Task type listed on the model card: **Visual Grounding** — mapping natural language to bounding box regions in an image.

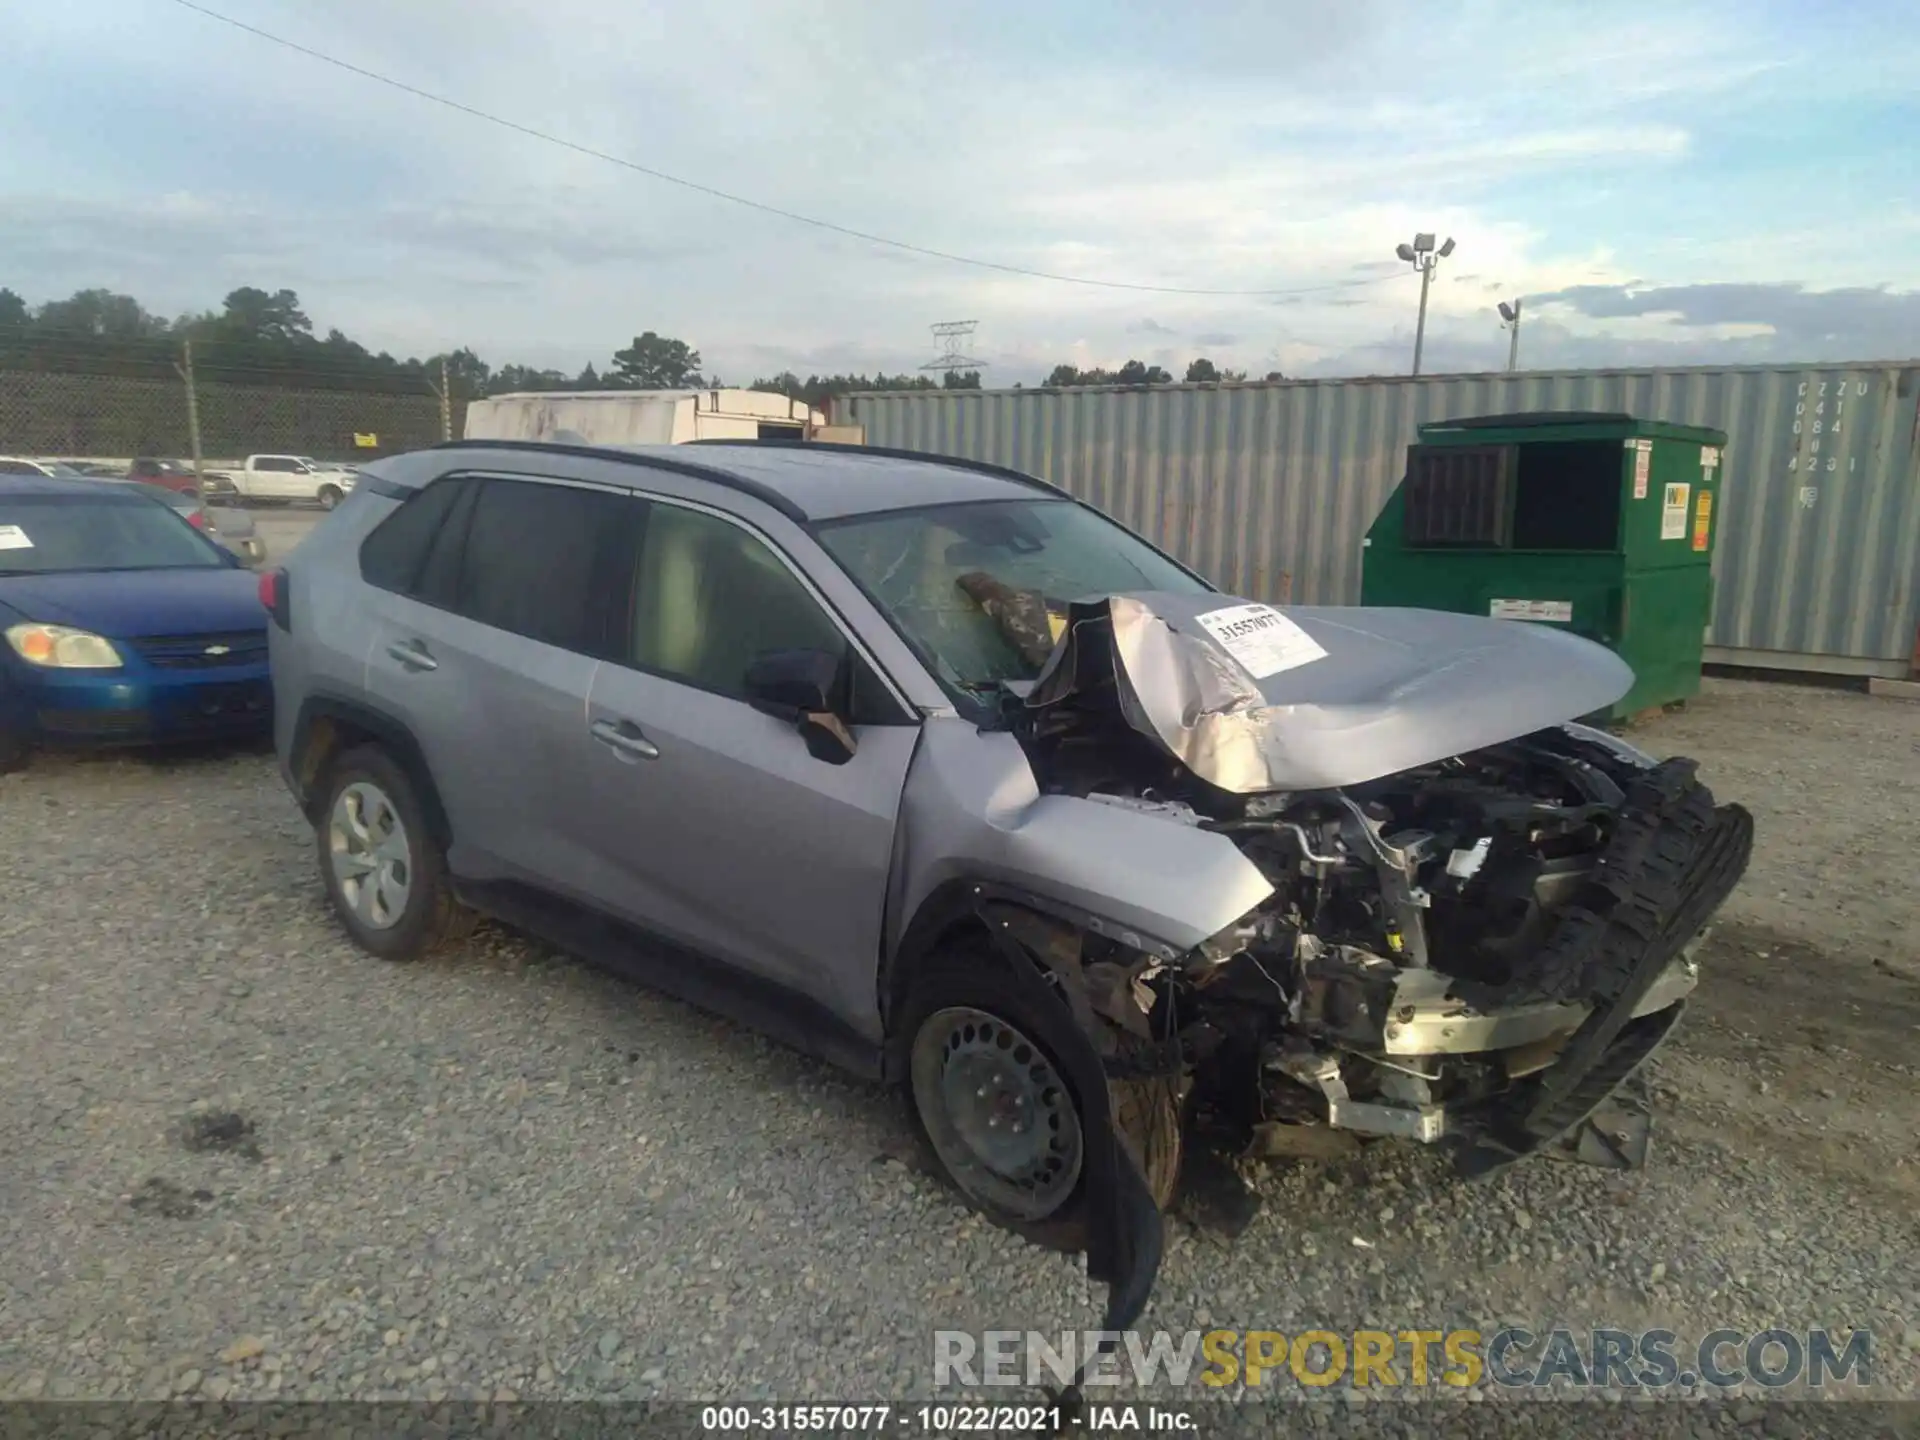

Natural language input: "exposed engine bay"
[987,592,1755,1179]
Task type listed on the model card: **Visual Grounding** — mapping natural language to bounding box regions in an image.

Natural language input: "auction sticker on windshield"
[1193,602,1327,679]
[0,525,34,550]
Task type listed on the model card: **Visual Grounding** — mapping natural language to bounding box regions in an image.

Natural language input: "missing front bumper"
[1257,761,1752,1174]
[1381,940,1705,1057]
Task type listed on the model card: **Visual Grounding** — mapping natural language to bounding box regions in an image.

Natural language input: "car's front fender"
[882,719,1273,1013]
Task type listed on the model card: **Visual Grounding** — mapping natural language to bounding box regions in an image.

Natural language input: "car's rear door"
[577,494,921,1030]
[362,471,638,885]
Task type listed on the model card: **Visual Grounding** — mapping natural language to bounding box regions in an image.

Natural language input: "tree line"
[0,284,1280,404]
[1042,357,1283,386]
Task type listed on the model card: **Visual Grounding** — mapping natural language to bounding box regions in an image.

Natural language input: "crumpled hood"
[0,568,262,639]
[1024,591,1635,792]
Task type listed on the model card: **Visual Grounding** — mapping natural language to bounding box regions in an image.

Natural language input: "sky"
[3,0,1917,385]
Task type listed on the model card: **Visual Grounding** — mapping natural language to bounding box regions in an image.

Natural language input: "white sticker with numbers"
[1661,483,1690,540]
[1700,446,1719,469]
[1193,602,1328,679]
[0,525,34,550]
[1490,599,1573,623]
[1633,445,1652,499]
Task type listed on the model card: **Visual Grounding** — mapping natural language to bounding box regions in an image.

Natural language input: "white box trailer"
[462,388,826,446]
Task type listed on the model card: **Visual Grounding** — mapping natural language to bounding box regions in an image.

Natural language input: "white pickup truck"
[217,455,358,510]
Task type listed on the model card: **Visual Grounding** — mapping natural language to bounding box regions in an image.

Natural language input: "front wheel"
[316,484,342,511]
[897,939,1183,1241]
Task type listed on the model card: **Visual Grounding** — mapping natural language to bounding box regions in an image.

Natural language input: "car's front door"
[247,457,289,500]
[577,496,921,1031]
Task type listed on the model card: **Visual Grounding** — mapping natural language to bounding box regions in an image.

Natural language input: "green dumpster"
[1360,411,1727,721]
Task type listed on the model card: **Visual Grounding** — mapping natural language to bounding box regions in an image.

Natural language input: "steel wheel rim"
[326,781,413,930]
[910,1006,1083,1220]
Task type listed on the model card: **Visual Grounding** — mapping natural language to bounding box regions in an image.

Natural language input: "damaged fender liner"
[1450,759,1755,1177]
[970,893,1166,1336]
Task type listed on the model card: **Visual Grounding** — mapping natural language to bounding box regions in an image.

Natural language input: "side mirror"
[743,648,857,765]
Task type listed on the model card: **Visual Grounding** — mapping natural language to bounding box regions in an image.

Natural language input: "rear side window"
[360,478,468,595]
[454,478,635,657]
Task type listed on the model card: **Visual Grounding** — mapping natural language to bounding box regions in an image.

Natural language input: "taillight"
[260,567,291,631]
[188,511,207,529]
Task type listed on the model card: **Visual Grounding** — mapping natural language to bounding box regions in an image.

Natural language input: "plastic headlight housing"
[4,622,124,669]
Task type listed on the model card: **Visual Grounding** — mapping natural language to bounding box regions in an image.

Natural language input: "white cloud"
[1,0,1915,382]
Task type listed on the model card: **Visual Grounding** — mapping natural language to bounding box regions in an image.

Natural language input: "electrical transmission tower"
[921,321,988,374]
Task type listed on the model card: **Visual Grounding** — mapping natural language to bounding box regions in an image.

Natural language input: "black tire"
[316,744,476,961]
[894,937,1183,1246]
[316,484,342,511]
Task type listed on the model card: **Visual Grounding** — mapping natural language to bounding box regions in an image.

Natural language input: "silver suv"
[269,440,1750,1326]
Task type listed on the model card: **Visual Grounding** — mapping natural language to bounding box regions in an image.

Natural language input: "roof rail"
[684,437,1070,502]
[431,438,807,523]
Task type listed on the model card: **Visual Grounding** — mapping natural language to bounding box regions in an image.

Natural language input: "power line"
[166,0,1402,302]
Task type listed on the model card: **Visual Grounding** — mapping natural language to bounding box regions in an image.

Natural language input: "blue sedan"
[0,473,271,772]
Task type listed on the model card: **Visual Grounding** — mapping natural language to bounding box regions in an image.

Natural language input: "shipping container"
[840,363,1920,678]
[466,388,824,446]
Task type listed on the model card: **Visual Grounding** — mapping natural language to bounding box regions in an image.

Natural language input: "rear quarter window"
[359,478,469,595]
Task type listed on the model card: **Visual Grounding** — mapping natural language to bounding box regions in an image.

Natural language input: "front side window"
[0,495,226,574]
[817,498,1209,697]
[628,503,850,701]
[452,478,633,656]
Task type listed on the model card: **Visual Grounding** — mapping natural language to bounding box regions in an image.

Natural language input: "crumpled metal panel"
[1027,591,1635,793]
[889,722,1275,957]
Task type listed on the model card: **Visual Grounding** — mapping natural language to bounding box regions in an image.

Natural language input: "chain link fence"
[0,368,465,465]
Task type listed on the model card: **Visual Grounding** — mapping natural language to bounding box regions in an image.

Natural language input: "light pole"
[1395,233,1455,376]
[1498,298,1523,373]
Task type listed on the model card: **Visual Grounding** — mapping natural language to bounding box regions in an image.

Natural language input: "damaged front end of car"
[989,590,1754,1190]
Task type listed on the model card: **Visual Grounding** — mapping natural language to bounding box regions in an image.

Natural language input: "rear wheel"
[897,938,1183,1241]
[316,484,343,511]
[317,745,475,960]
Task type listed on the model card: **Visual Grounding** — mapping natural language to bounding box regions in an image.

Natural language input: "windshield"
[0,495,226,574]
[817,498,1210,695]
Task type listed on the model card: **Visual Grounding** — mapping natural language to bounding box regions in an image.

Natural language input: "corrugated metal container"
[465,388,824,445]
[842,363,1920,677]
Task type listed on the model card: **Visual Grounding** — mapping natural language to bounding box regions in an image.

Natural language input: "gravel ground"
[1,677,1916,1423]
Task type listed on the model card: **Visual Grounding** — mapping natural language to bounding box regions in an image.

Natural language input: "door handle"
[590,717,660,760]
[386,639,438,672]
